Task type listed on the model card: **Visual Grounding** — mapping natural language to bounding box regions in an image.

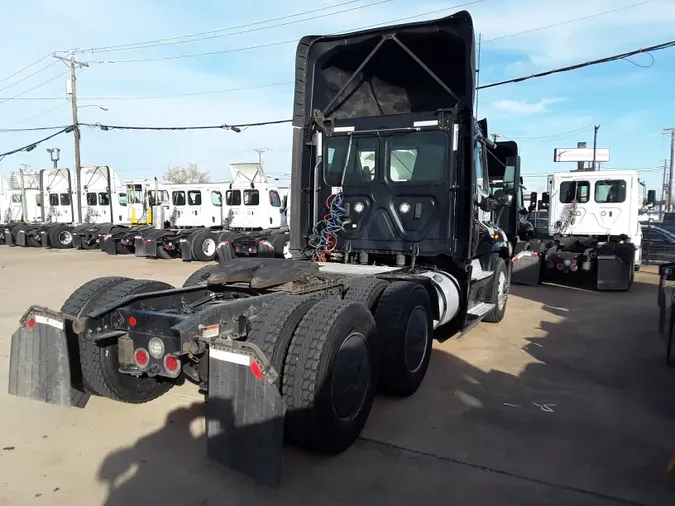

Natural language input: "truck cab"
[224,163,286,230]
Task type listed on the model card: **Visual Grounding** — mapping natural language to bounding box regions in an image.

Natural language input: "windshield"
[325,136,377,186]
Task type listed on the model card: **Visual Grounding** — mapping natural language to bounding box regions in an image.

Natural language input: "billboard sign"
[553,148,610,162]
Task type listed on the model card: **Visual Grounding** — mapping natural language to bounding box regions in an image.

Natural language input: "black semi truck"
[8,11,522,486]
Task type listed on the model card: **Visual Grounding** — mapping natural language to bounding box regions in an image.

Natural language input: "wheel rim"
[283,241,292,259]
[202,237,216,256]
[58,230,72,245]
[497,271,508,310]
[331,332,371,421]
[404,306,429,373]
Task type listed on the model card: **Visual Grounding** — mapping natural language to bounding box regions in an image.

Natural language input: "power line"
[98,1,487,64]
[83,0,391,54]
[482,0,659,43]
[3,103,68,129]
[478,39,675,89]
[4,38,675,136]
[0,60,59,94]
[0,126,73,158]
[0,71,69,107]
[0,53,53,85]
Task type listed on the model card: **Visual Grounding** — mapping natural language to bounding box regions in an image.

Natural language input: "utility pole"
[254,148,266,168]
[664,128,675,212]
[591,125,600,171]
[53,54,89,222]
[662,158,669,203]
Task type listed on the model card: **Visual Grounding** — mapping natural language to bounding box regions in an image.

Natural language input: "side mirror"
[541,192,550,205]
[497,193,514,207]
[647,189,656,206]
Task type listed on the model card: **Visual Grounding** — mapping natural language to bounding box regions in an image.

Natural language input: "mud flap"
[180,238,192,261]
[206,343,285,487]
[8,307,89,408]
[72,234,83,249]
[597,244,634,291]
[16,229,27,246]
[217,241,236,263]
[511,251,541,286]
[134,236,146,257]
[102,235,117,255]
[145,239,158,258]
[4,228,15,246]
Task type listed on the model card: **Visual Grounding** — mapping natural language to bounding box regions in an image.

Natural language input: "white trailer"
[514,169,641,291]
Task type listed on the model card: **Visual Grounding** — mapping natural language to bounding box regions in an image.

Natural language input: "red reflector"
[249,361,263,379]
[26,317,36,328]
[512,257,518,263]
[259,241,265,246]
[135,349,149,367]
[165,355,179,372]
[128,317,137,327]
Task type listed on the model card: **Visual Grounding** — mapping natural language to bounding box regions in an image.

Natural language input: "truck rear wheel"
[343,277,389,312]
[483,258,509,323]
[282,299,379,454]
[271,233,290,259]
[77,279,176,403]
[247,295,319,374]
[48,225,73,249]
[373,281,433,397]
[191,230,218,262]
[182,264,218,286]
[61,276,132,395]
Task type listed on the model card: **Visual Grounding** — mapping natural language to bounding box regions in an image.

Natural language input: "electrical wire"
[0,53,53,85]
[483,0,659,43]
[83,0,396,54]
[99,1,487,64]
[83,0,372,53]
[0,71,69,106]
[477,39,675,90]
[0,60,60,94]
[0,126,73,157]
[2,102,69,129]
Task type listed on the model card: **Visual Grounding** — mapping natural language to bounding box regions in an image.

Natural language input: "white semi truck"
[514,169,641,291]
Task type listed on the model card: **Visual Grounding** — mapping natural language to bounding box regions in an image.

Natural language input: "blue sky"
[0,0,674,193]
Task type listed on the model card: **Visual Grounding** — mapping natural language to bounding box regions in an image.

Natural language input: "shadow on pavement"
[97,278,675,506]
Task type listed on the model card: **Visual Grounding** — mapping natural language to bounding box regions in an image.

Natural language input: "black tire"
[156,242,173,259]
[373,281,434,397]
[343,277,389,312]
[182,264,218,287]
[48,225,73,249]
[282,299,379,454]
[247,295,319,374]
[483,258,509,323]
[78,279,176,403]
[191,230,218,262]
[271,233,290,258]
[61,276,132,396]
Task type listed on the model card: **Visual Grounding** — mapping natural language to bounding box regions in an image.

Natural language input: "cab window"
[388,131,447,183]
[269,190,281,207]
[98,193,110,206]
[325,136,377,186]
[87,193,97,206]
[60,193,70,206]
[172,191,186,206]
[49,194,59,206]
[244,189,259,206]
[188,190,202,206]
[119,193,128,206]
[560,181,590,203]
[226,190,241,206]
[212,191,222,206]
[11,194,21,203]
[595,180,626,203]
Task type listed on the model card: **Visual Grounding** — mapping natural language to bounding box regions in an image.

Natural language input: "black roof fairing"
[292,10,476,127]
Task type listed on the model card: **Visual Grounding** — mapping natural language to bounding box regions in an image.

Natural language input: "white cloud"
[492,97,566,115]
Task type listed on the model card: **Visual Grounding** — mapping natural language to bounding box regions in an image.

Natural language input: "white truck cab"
[165,183,224,228]
[546,170,641,267]
[224,163,286,230]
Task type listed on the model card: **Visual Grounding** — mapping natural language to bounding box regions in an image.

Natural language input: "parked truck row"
[0,162,292,262]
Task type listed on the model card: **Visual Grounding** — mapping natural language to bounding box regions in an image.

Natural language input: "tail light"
[134,348,149,368]
[164,354,181,377]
